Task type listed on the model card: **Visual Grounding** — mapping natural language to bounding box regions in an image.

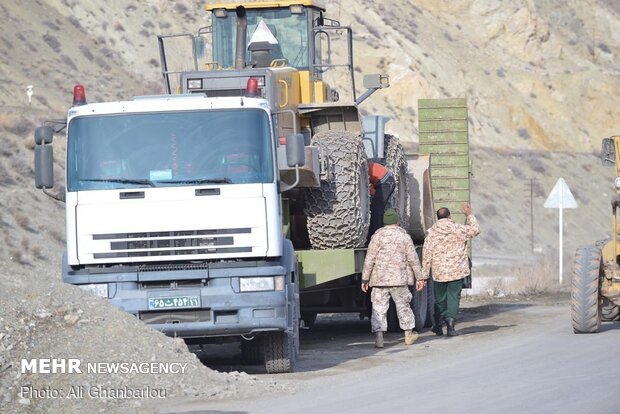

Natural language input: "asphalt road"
[157,298,620,414]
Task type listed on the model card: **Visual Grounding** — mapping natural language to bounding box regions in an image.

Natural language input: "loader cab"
[206,1,326,70]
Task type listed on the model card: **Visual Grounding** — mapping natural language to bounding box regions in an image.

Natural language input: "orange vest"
[368,162,389,195]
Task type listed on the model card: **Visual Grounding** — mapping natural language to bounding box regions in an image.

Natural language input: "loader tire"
[571,245,602,333]
[601,297,620,322]
[384,134,410,229]
[305,131,370,249]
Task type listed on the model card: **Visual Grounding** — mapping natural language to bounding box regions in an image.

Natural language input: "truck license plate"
[148,295,201,310]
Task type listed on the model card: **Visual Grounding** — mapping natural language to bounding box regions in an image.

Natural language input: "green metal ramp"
[418,98,471,224]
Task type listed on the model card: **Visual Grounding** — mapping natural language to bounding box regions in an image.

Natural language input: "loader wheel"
[305,131,370,249]
[384,134,410,230]
[571,245,602,333]
[241,338,264,365]
[601,297,620,322]
[263,331,295,373]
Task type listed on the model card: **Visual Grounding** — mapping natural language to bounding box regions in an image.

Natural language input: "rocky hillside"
[0,0,618,260]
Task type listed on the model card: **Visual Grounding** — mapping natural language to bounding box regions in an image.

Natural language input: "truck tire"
[384,134,410,229]
[305,131,370,249]
[241,338,264,365]
[386,301,399,332]
[425,278,435,328]
[571,245,602,333]
[412,285,428,333]
[263,331,295,373]
[301,312,317,328]
[385,286,427,333]
[601,297,620,322]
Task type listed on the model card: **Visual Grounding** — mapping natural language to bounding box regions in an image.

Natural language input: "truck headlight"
[240,277,274,292]
[615,177,620,189]
[79,283,108,298]
[239,276,285,292]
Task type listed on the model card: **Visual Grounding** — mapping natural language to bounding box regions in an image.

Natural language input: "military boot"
[404,329,418,345]
[375,331,384,348]
[446,318,459,337]
[431,314,444,336]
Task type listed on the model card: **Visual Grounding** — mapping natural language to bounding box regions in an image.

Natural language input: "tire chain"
[384,134,411,231]
[305,130,370,249]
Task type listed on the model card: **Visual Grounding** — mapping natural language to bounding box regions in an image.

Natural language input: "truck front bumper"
[64,263,292,338]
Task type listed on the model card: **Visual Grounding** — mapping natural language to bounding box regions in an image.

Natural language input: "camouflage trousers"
[370,286,415,332]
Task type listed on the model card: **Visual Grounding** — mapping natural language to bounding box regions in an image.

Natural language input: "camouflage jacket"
[362,225,422,287]
[422,214,480,282]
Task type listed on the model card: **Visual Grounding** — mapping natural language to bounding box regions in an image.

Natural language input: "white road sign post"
[544,177,578,284]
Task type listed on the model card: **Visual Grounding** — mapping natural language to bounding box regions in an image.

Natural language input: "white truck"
[34,86,306,373]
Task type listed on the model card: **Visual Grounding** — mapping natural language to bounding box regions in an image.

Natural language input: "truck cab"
[34,88,304,373]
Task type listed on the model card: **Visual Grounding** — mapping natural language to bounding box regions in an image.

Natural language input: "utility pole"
[525,179,535,253]
[530,178,534,252]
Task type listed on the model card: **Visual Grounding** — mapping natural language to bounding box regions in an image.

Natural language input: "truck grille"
[92,228,252,259]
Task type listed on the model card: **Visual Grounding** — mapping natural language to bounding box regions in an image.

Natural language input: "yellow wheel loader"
[572,136,620,333]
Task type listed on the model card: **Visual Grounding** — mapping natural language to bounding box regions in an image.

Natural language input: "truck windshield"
[212,8,309,68]
[67,109,274,191]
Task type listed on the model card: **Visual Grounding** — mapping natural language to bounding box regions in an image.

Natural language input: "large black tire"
[263,331,295,373]
[305,131,370,249]
[571,245,602,333]
[412,285,428,333]
[424,278,435,328]
[601,297,620,322]
[386,301,399,332]
[301,312,317,328]
[241,338,264,365]
[385,286,427,333]
[384,134,410,230]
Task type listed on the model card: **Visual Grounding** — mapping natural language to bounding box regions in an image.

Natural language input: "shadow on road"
[460,303,532,323]
[195,303,531,374]
[599,322,620,333]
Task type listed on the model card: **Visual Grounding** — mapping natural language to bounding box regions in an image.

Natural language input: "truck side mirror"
[34,126,54,145]
[363,74,390,90]
[34,145,54,189]
[601,137,616,166]
[34,126,54,189]
[286,133,305,167]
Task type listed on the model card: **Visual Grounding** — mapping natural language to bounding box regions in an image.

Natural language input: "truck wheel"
[241,338,264,365]
[386,301,399,332]
[601,297,620,322]
[571,245,602,333]
[385,286,427,333]
[425,278,435,328]
[305,131,370,249]
[263,331,295,373]
[412,285,428,333]
[301,312,317,328]
[384,134,410,229]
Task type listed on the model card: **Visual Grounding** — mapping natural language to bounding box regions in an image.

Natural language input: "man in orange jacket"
[368,161,396,238]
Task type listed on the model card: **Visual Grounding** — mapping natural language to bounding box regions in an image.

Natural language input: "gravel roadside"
[0,255,283,413]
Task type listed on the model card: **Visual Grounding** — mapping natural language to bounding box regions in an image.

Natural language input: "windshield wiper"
[81,178,157,187]
[159,178,232,184]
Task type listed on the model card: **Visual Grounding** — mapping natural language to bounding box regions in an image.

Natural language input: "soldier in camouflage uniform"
[422,202,480,337]
[361,208,424,348]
